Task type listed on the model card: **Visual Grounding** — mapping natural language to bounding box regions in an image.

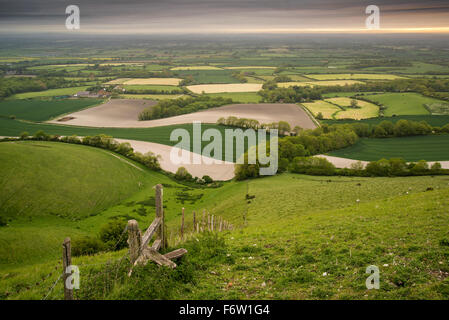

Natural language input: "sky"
[1,0,449,34]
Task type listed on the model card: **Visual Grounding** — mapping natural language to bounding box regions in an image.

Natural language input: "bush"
[99,219,128,251]
[175,167,193,181]
[72,236,106,257]
[202,175,213,184]
[0,216,8,227]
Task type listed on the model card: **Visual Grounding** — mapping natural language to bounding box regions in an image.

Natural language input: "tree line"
[138,96,233,120]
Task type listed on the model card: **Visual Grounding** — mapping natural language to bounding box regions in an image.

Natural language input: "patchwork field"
[0,99,103,121]
[278,80,364,88]
[363,93,434,116]
[119,94,185,100]
[123,85,184,92]
[307,74,406,80]
[303,98,379,120]
[186,83,263,94]
[8,87,91,99]
[106,78,182,86]
[170,66,223,70]
[48,101,316,130]
[326,98,379,120]
[328,135,449,162]
[302,101,341,119]
[205,92,263,103]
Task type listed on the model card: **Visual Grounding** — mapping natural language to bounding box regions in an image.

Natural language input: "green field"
[174,70,238,84]
[0,119,258,162]
[323,115,449,127]
[205,92,263,103]
[8,87,90,99]
[363,93,437,116]
[328,135,449,161]
[307,74,405,80]
[0,99,103,121]
[2,158,449,299]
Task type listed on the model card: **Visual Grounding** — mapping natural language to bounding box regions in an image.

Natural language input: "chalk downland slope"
[49,102,317,130]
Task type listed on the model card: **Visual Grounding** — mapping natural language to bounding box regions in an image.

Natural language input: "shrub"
[202,175,213,184]
[72,236,106,257]
[175,167,193,181]
[19,131,29,140]
[0,216,8,227]
[99,219,128,251]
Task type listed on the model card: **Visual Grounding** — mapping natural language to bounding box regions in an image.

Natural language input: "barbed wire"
[42,273,63,300]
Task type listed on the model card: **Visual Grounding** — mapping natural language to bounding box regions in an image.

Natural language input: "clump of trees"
[138,96,233,120]
[216,116,292,134]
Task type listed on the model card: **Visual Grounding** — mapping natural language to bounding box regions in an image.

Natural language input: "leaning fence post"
[155,184,166,249]
[62,237,73,300]
[127,220,141,265]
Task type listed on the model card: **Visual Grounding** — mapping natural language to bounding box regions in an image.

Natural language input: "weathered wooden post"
[202,210,206,231]
[211,215,214,232]
[62,237,73,300]
[193,211,196,232]
[155,184,166,249]
[127,220,141,265]
[207,214,211,231]
[181,207,185,241]
[219,217,223,232]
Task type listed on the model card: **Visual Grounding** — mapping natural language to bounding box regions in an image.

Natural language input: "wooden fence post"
[193,211,196,232]
[181,207,185,241]
[127,220,141,265]
[62,237,73,300]
[211,215,214,232]
[155,184,166,249]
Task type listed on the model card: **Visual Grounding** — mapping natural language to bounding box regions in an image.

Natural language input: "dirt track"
[48,101,317,129]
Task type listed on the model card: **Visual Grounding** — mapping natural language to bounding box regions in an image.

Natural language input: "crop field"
[328,135,449,161]
[323,115,449,127]
[224,66,276,70]
[186,83,263,94]
[174,70,238,84]
[121,78,182,86]
[363,93,435,116]
[205,92,263,103]
[326,97,379,120]
[119,94,185,100]
[278,80,364,88]
[8,87,91,99]
[0,99,103,121]
[302,101,341,119]
[170,66,223,70]
[307,74,406,80]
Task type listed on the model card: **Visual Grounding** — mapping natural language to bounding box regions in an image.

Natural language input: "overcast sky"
[1,0,449,34]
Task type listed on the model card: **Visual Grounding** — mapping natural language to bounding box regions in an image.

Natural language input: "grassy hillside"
[1,173,449,299]
[327,135,449,161]
[0,99,103,121]
[0,141,160,221]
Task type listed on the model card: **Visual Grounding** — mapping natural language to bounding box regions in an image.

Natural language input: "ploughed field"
[48,100,317,130]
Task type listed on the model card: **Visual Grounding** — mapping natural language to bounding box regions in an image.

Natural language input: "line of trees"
[138,96,233,120]
[216,116,292,135]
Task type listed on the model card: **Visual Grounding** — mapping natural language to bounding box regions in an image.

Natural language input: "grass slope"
[8,87,90,99]
[2,173,449,299]
[328,135,449,161]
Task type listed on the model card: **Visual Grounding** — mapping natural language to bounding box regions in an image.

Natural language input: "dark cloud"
[0,0,448,33]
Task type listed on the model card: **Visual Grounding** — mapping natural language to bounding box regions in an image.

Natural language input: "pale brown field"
[187,83,263,94]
